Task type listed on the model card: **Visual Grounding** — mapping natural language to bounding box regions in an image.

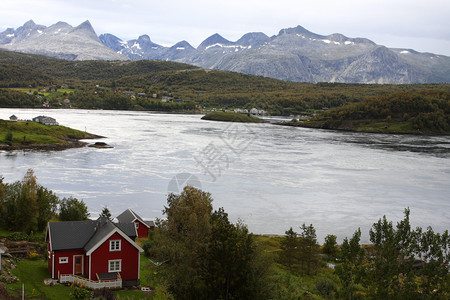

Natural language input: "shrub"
[69,285,92,300]
[8,232,29,241]
[316,278,337,298]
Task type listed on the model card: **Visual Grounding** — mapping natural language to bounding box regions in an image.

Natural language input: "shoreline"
[0,135,104,151]
[275,121,450,136]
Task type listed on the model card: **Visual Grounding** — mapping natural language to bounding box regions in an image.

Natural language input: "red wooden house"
[116,209,155,238]
[46,217,143,288]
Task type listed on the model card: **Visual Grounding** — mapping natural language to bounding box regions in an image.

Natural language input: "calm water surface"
[1,109,449,242]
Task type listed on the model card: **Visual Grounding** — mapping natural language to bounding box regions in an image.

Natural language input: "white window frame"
[135,222,139,229]
[109,240,121,252]
[108,259,122,272]
[59,257,68,264]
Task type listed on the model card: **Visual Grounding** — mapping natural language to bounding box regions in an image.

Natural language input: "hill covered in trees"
[287,90,450,134]
[1,49,450,117]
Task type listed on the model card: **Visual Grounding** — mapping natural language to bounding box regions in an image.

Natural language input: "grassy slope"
[201,112,267,123]
[0,120,97,146]
[8,259,70,300]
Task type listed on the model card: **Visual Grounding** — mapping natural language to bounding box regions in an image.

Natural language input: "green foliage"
[99,206,113,221]
[315,277,337,298]
[279,227,300,270]
[7,231,29,241]
[304,90,450,134]
[335,229,364,299]
[0,169,58,233]
[323,234,339,259]
[335,210,450,299]
[59,197,90,221]
[298,223,321,275]
[1,49,450,115]
[0,120,96,146]
[8,258,71,299]
[0,89,41,107]
[69,285,92,300]
[148,186,271,299]
[201,111,267,123]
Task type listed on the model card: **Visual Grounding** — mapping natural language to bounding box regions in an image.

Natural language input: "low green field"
[201,112,267,123]
[7,259,70,300]
[0,120,97,146]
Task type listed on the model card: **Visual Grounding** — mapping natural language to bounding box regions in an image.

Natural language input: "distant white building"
[234,108,249,114]
[250,108,266,116]
[9,115,18,121]
[32,116,59,126]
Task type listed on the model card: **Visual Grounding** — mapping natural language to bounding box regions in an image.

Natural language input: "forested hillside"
[1,49,450,116]
[294,90,450,134]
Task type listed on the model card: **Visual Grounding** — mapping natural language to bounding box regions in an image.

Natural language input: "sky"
[1,0,450,56]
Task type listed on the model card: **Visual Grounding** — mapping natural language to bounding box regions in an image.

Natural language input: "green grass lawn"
[0,228,13,238]
[5,254,161,299]
[8,259,70,299]
[0,120,96,146]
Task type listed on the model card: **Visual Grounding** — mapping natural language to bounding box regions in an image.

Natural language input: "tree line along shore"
[0,170,448,299]
[0,49,449,135]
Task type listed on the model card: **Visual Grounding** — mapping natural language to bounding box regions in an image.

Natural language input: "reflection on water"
[0,108,449,242]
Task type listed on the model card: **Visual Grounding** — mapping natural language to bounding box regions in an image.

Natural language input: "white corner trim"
[46,223,52,251]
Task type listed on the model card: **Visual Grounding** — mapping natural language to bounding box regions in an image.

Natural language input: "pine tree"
[99,206,113,221]
[298,223,320,275]
[279,227,300,270]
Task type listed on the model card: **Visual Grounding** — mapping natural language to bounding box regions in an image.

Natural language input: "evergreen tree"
[367,209,417,298]
[298,223,320,275]
[323,234,339,259]
[335,229,364,300]
[99,206,113,221]
[279,227,300,270]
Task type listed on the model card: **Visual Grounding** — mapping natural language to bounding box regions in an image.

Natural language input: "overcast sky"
[1,0,450,56]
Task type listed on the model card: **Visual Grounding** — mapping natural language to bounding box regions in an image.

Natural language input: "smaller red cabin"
[116,209,155,238]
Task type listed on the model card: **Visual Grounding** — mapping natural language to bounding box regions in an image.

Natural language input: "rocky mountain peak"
[279,25,321,39]
[236,32,269,47]
[22,20,37,29]
[198,33,232,50]
[171,40,195,50]
[99,33,124,52]
[137,35,151,42]
[71,20,99,41]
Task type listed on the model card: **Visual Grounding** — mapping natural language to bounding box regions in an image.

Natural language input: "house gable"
[85,226,143,256]
[88,231,142,281]
[117,208,155,238]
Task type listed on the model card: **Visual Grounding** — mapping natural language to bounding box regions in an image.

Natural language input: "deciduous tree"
[59,197,90,221]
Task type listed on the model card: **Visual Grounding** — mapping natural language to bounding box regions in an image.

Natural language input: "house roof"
[144,220,155,227]
[114,222,137,238]
[48,220,96,251]
[47,218,142,253]
[83,221,117,253]
[117,209,153,228]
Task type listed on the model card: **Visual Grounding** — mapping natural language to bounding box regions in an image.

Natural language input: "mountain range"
[1,20,450,84]
[0,20,124,61]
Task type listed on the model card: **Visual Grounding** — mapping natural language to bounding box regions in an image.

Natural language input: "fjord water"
[1,109,449,242]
